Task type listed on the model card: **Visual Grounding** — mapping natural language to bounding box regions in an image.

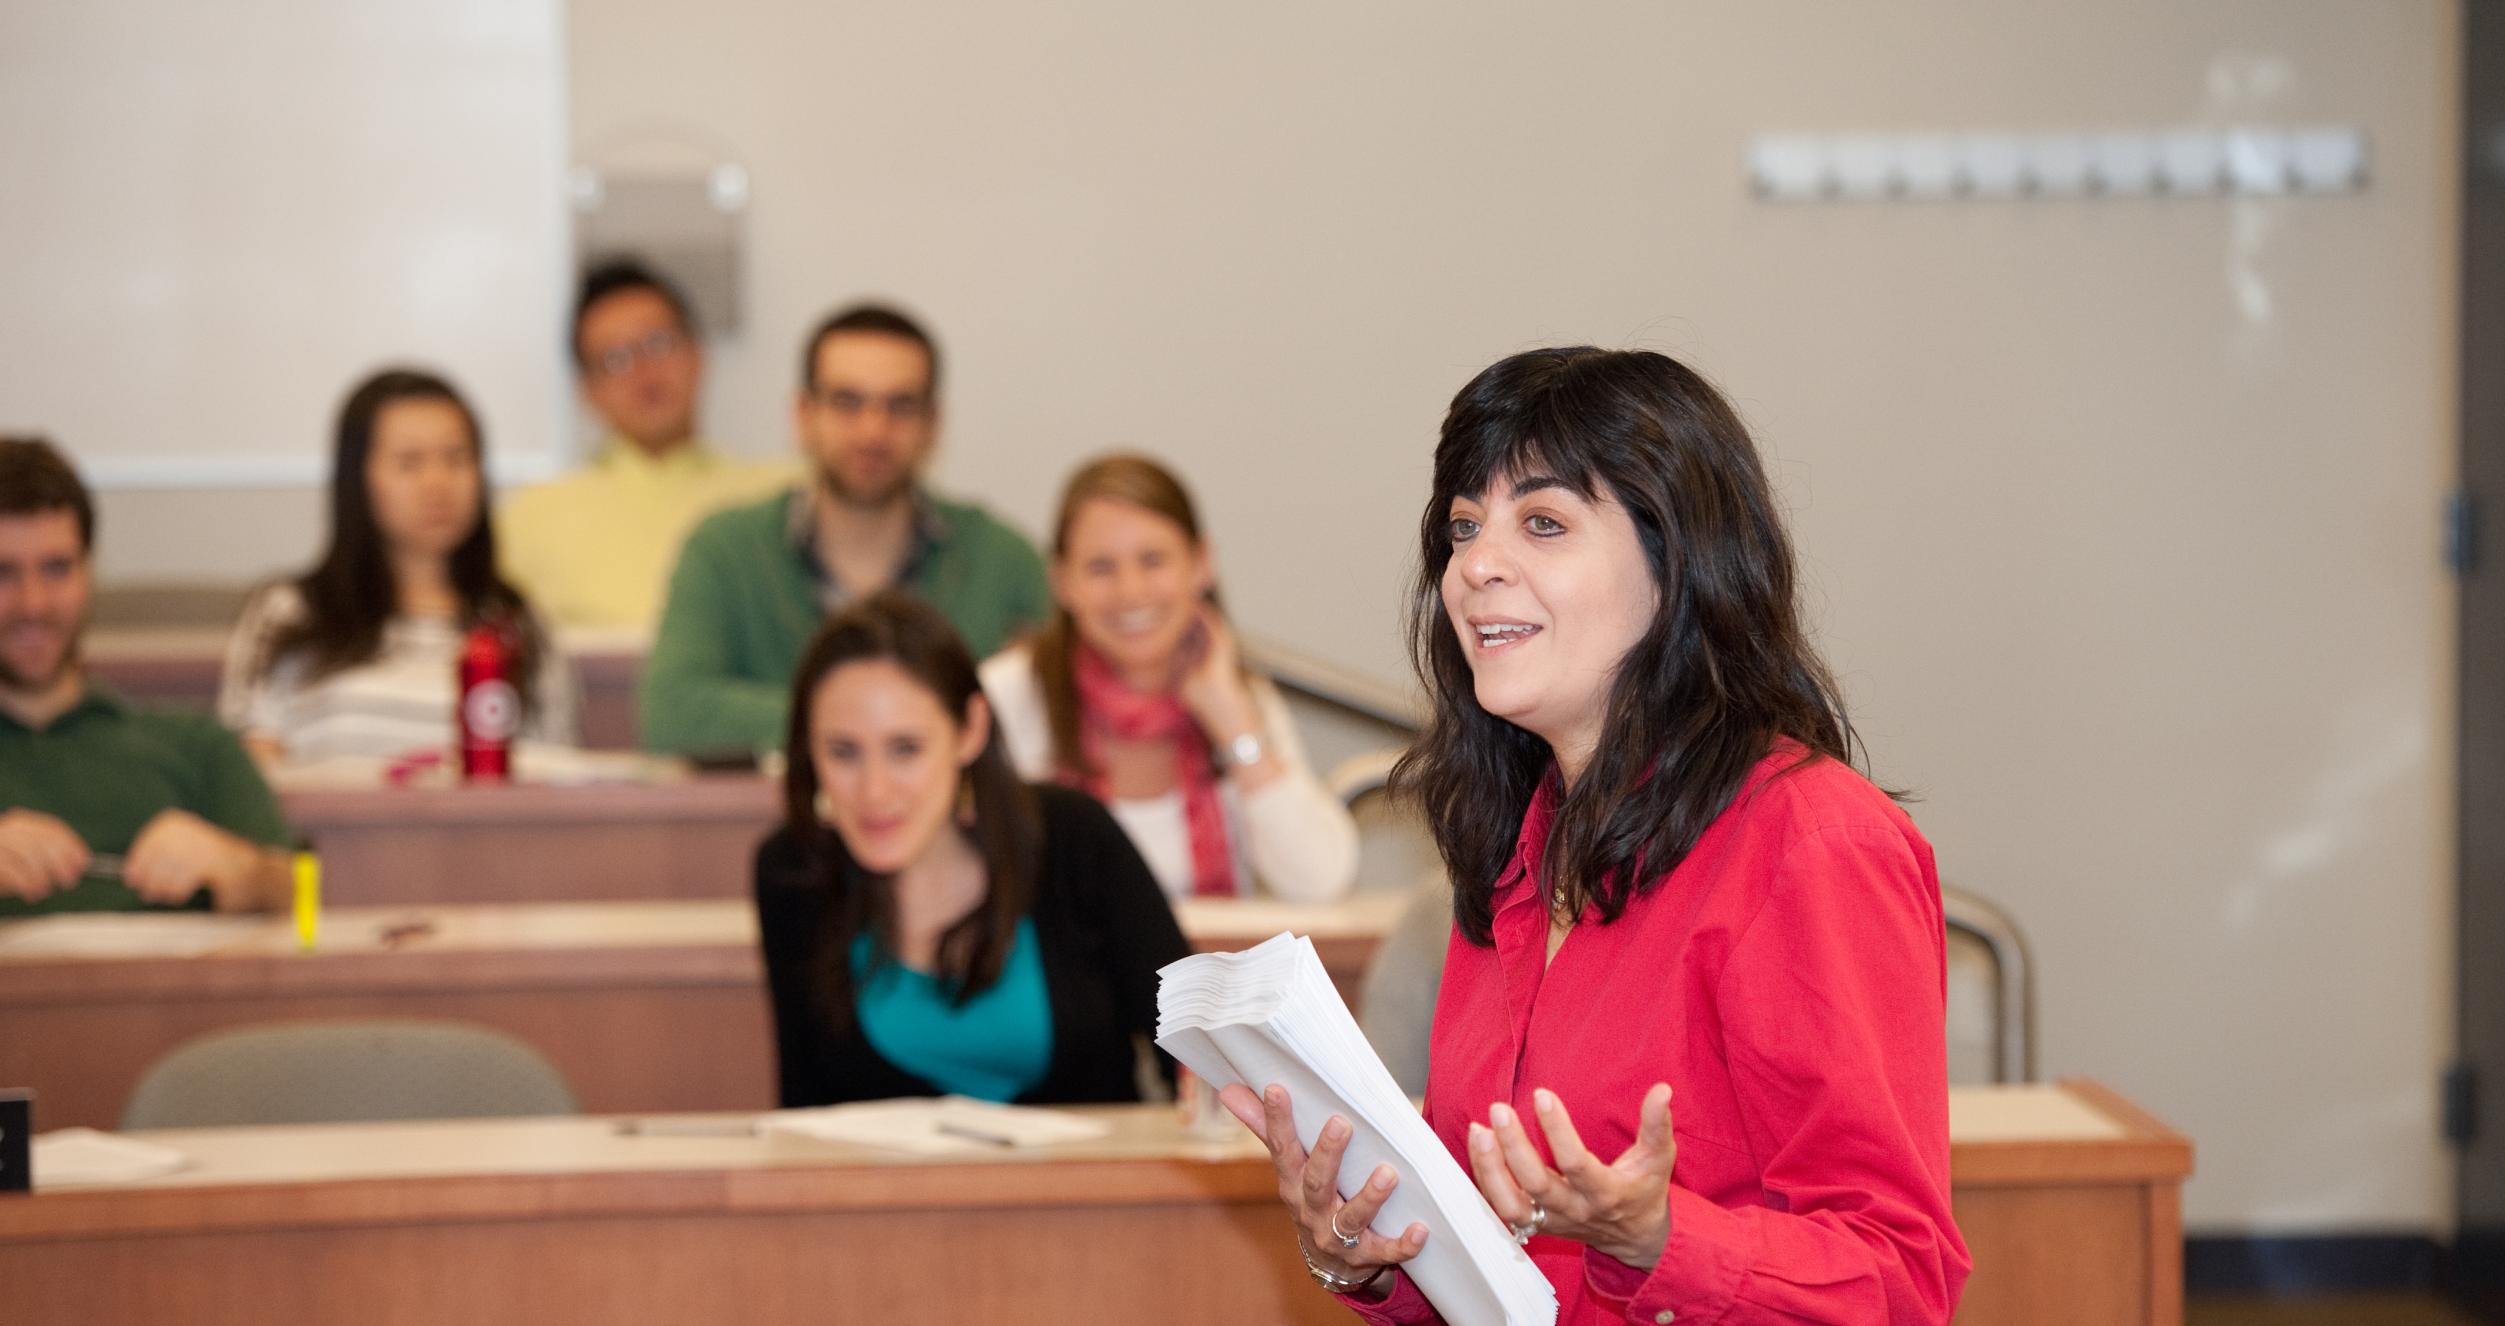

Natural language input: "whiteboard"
[0,0,569,489]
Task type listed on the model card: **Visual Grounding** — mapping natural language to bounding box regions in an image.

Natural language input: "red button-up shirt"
[1352,746,1970,1324]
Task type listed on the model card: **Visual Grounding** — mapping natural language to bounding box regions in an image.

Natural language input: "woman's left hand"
[1467,1083,1678,1270]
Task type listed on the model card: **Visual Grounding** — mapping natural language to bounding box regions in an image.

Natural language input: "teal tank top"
[850,917,1054,1102]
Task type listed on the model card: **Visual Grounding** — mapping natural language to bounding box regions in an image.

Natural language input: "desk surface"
[3,1081,2180,1227]
[0,895,1405,970]
[0,1083,2190,1326]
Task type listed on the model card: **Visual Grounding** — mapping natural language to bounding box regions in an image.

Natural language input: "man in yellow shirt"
[496,259,791,631]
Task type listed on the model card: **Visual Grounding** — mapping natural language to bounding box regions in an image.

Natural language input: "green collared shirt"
[0,683,292,915]
[780,486,956,613]
[639,485,1053,757]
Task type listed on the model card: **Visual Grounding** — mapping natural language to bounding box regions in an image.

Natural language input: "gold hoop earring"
[814,788,835,826]
[955,773,976,827]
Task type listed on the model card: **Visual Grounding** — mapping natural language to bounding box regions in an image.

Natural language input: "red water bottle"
[456,619,519,783]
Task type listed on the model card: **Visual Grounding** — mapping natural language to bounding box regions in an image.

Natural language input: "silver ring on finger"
[1507,1198,1546,1245]
[1328,1206,1362,1250]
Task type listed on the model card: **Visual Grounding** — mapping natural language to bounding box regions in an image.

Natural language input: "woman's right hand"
[1220,1081,1429,1297]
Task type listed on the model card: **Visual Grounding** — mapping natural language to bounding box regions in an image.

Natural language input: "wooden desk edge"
[0,1148,1279,1244]
[0,945,763,1004]
[280,778,777,827]
[1950,1077,2192,1188]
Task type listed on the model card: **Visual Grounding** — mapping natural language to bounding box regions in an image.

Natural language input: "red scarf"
[1065,645,1238,897]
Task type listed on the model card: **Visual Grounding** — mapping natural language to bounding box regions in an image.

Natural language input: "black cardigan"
[753,784,1191,1107]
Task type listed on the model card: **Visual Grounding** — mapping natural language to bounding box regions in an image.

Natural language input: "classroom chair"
[121,1019,578,1129]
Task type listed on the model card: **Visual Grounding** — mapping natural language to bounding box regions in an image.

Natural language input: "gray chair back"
[122,1019,578,1130]
[1941,886,2035,1084]
[1327,749,1442,896]
[1357,877,1454,1097]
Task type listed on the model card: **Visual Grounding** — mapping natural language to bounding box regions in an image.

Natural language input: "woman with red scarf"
[1221,349,1970,1324]
[978,453,1357,903]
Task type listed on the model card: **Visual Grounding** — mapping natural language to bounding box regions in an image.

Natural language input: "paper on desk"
[762,1097,1112,1154]
[0,913,263,958]
[33,1128,190,1187]
[511,743,686,786]
[265,744,684,790]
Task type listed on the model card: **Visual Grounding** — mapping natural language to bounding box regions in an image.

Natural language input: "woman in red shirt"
[1222,347,1970,1323]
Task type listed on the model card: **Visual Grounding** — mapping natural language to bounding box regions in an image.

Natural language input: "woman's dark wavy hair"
[259,368,547,716]
[1389,347,1876,946]
[781,590,1043,1026]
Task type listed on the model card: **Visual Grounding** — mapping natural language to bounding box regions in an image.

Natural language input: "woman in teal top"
[753,591,1190,1105]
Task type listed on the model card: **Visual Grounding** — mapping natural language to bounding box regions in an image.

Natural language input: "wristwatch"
[1221,731,1266,770]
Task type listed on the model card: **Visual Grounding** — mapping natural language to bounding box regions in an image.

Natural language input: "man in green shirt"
[0,437,293,915]
[640,304,1051,756]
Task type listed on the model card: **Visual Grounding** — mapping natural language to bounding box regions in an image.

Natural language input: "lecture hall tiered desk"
[0,1082,2188,1326]
[0,896,1410,1132]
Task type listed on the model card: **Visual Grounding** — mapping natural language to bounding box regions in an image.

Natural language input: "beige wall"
[570,0,2461,1232]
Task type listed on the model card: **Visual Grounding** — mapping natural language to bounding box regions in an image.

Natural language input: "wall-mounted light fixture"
[1747,127,2368,202]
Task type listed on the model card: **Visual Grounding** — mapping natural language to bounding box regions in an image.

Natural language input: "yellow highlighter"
[292,848,321,951]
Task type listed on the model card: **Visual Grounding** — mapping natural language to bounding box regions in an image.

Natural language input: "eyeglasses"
[585,330,690,379]
[807,388,931,423]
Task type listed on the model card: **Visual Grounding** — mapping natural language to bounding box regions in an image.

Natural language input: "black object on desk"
[0,1090,29,1193]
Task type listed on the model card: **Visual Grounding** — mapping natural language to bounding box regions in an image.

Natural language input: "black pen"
[933,1120,1018,1148]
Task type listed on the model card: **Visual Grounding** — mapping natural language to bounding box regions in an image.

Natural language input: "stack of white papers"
[1157,933,1557,1326]
[762,1097,1112,1155]
[33,1129,190,1188]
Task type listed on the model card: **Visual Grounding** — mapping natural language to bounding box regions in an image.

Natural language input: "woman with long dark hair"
[217,368,575,766]
[979,453,1356,902]
[753,589,1188,1106]
[1224,349,1969,1323]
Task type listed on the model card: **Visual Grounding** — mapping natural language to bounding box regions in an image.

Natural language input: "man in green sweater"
[639,304,1051,757]
[0,437,294,915]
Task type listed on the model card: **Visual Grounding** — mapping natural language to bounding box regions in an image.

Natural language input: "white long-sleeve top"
[978,645,1358,904]
[217,583,579,763]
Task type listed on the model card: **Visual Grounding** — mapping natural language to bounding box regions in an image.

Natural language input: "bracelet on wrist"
[1299,1242,1388,1295]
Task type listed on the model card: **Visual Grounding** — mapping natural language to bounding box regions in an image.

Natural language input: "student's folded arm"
[638,539,788,756]
[1238,685,1359,903]
[229,843,295,913]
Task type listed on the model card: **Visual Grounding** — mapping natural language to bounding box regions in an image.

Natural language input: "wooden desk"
[0,1083,2187,1326]
[1948,1079,2192,1325]
[85,627,647,750]
[0,896,1405,1131]
[280,776,779,905]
